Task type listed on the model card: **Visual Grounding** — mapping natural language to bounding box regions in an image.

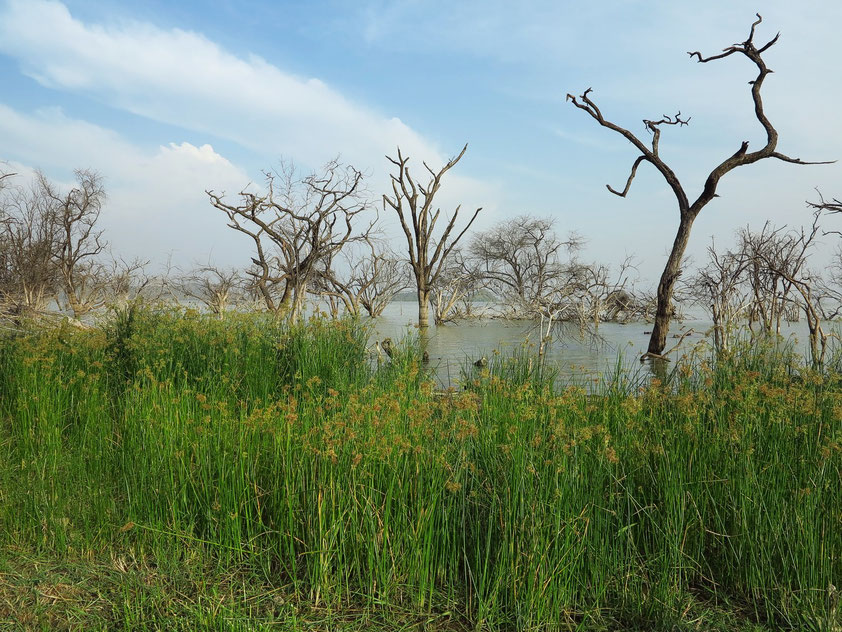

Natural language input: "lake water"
[364,300,824,388]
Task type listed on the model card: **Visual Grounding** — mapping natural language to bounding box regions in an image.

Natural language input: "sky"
[0,0,841,284]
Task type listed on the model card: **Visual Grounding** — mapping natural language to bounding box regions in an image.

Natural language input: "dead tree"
[753,212,837,366]
[470,216,575,317]
[176,265,242,318]
[315,238,408,318]
[355,247,408,318]
[572,256,638,329]
[0,174,59,317]
[567,14,831,357]
[103,257,152,307]
[739,222,799,334]
[383,145,481,328]
[0,169,110,320]
[41,170,109,318]
[208,160,371,321]
[310,252,363,318]
[430,248,480,324]
[688,239,750,353]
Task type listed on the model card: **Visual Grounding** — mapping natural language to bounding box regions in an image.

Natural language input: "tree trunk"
[648,216,694,355]
[418,288,430,329]
[291,280,308,323]
[711,304,722,352]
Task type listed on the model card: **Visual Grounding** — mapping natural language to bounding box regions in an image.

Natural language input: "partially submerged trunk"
[417,288,430,329]
[648,217,693,355]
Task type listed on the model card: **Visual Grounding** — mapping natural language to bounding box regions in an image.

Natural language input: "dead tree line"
[466,216,647,328]
[0,168,149,321]
[689,211,841,365]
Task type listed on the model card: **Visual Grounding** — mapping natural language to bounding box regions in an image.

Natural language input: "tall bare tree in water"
[383,145,481,328]
[567,14,831,358]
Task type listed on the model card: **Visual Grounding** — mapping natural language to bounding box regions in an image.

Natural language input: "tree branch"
[607,155,646,197]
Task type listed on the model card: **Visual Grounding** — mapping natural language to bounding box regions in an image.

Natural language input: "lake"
[365,299,825,388]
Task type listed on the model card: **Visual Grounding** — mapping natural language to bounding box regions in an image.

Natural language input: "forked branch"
[687,14,779,63]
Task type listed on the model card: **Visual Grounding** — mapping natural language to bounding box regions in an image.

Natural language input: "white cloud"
[0,0,462,176]
[0,0,497,265]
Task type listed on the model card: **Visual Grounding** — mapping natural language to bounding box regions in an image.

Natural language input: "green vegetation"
[0,309,839,631]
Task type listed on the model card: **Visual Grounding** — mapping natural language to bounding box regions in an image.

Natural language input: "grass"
[0,307,839,630]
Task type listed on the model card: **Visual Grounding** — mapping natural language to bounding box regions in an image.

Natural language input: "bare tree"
[208,159,372,321]
[355,246,408,318]
[751,213,838,366]
[469,216,642,329]
[527,256,593,355]
[310,251,363,318]
[40,169,109,318]
[430,248,481,325]
[314,238,409,318]
[739,222,799,334]
[571,256,638,330]
[0,169,111,321]
[470,218,641,327]
[688,239,750,353]
[175,265,242,318]
[470,216,575,317]
[567,14,831,358]
[0,174,59,317]
[102,257,152,307]
[383,145,481,328]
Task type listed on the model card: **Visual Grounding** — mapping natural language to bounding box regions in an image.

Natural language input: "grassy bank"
[0,309,839,630]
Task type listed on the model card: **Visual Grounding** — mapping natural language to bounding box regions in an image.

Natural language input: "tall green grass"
[0,309,839,630]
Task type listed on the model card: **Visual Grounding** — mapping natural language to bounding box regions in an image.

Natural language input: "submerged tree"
[567,14,831,358]
[103,256,152,307]
[314,238,409,318]
[175,265,243,318]
[383,145,481,328]
[750,213,838,366]
[739,222,801,334]
[470,216,572,317]
[353,245,409,318]
[430,248,480,325]
[208,160,372,321]
[688,239,750,353]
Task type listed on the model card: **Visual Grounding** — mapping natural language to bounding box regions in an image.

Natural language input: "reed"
[0,309,839,630]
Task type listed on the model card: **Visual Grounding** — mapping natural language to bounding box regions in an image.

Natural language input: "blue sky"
[1,0,841,282]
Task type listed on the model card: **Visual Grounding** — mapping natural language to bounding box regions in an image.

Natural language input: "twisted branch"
[607,156,646,197]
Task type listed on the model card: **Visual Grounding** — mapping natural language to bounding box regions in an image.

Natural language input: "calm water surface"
[364,300,822,388]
